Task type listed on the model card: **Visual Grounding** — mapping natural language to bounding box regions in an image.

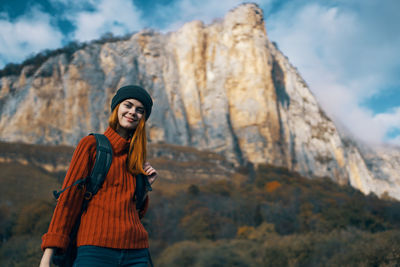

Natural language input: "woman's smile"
[124,116,136,123]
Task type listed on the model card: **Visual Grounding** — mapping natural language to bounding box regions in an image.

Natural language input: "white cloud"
[387,135,400,146]
[0,7,63,68]
[373,107,400,143]
[374,108,400,128]
[266,1,400,145]
[153,0,270,32]
[63,0,144,42]
[49,0,94,7]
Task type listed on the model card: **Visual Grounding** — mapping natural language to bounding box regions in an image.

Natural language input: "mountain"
[0,3,398,199]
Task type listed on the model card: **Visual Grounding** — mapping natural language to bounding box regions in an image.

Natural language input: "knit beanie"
[111,85,153,120]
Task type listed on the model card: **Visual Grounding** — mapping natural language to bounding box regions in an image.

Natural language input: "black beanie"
[111,85,153,120]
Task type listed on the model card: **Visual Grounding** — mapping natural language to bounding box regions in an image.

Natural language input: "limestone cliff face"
[0,4,399,199]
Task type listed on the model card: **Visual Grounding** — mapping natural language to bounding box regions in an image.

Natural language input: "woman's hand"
[39,248,54,267]
[143,162,158,185]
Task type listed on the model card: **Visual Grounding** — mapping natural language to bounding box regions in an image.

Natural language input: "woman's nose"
[128,108,136,115]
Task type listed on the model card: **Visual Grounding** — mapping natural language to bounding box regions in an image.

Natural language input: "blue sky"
[0,0,399,146]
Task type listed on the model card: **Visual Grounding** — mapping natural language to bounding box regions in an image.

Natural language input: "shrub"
[12,200,53,236]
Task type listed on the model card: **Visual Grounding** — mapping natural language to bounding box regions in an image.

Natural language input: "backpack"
[51,133,152,267]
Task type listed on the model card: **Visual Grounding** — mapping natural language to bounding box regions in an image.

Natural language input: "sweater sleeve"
[41,135,96,252]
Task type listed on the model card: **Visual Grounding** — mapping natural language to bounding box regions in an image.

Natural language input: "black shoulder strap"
[135,173,153,214]
[53,134,112,201]
[85,133,113,198]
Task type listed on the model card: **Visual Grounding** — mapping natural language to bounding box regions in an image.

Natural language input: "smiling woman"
[39,85,157,267]
[117,99,145,133]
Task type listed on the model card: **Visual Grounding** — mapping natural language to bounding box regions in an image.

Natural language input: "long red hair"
[108,103,147,175]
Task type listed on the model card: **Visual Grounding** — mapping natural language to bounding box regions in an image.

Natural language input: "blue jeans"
[73,245,151,267]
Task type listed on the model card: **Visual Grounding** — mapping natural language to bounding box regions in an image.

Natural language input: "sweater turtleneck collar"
[104,127,131,154]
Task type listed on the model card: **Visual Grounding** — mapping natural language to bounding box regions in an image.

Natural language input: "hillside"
[0,141,399,266]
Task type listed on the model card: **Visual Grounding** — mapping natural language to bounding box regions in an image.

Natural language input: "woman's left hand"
[143,162,158,184]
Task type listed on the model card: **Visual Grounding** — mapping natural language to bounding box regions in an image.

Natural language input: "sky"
[0,0,399,146]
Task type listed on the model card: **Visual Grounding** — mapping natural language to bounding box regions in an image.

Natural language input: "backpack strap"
[84,133,113,200]
[53,134,113,202]
[135,173,153,216]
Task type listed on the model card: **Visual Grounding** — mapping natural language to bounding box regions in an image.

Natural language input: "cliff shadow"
[272,58,290,109]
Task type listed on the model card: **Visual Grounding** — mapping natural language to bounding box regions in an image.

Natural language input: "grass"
[0,162,60,210]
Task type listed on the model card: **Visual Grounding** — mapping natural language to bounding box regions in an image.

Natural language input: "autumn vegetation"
[0,143,399,266]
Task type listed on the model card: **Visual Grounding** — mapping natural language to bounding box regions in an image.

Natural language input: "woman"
[40,85,158,267]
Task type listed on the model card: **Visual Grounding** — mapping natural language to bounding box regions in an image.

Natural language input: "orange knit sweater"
[41,127,149,251]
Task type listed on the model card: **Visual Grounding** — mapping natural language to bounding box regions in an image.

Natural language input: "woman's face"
[117,98,145,130]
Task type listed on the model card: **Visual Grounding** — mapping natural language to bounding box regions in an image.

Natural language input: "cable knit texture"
[41,127,149,252]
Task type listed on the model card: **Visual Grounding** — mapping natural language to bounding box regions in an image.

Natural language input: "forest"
[1,158,399,266]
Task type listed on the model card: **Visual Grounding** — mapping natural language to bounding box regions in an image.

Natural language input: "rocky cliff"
[0,3,398,199]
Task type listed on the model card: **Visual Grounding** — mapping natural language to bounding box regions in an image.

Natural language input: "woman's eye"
[137,109,144,114]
